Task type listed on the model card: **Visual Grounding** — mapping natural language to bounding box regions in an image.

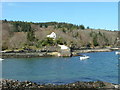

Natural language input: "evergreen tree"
[79,25,85,30]
[27,30,35,41]
[87,26,90,29]
[4,19,7,22]
[44,24,48,28]
[93,35,99,46]
[13,22,19,32]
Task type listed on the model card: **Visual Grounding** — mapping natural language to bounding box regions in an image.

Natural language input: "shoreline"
[1,48,119,58]
[1,79,120,89]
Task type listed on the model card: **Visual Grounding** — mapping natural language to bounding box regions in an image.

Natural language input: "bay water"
[2,51,119,84]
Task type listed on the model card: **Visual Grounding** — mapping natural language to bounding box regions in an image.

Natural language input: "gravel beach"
[1,79,120,90]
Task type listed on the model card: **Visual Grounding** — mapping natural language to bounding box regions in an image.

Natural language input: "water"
[2,51,118,84]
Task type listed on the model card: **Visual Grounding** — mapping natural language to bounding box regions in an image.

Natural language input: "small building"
[47,32,56,40]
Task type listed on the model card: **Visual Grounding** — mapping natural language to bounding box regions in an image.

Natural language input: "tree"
[46,37,54,45]
[40,24,42,27]
[86,42,91,48]
[98,31,102,36]
[55,38,64,45]
[27,30,35,41]
[93,35,99,46]
[79,25,85,30]
[21,23,31,32]
[13,22,19,32]
[87,26,90,29]
[4,19,7,22]
[37,37,55,47]
[12,21,32,32]
[62,28,66,33]
[44,24,48,28]
[57,24,61,28]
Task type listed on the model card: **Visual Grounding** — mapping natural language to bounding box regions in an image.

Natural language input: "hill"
[1,20,118,51]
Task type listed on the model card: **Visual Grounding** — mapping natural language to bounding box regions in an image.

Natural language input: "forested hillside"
[1,20,118,50]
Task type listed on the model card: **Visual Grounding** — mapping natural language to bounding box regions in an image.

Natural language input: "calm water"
[2,51,119,84]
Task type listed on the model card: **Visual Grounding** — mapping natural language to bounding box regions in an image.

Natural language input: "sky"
[2,2,118,30]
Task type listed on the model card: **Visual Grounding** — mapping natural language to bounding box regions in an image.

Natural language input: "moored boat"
[115,51,120,55]
[0,58,4,61]
[80,55,90,60]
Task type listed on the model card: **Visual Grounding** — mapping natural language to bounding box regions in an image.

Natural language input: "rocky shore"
[1,52,49,58]
[72,48,112,54]
[1,79,120,89]
[1,48,119,58]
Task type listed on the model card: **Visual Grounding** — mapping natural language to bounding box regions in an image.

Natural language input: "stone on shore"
[1,79,120,89]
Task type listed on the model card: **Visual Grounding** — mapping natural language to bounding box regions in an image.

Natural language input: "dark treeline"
[2,19,86,32]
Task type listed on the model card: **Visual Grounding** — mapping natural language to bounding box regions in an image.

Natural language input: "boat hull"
[80,56,89,60]
[115,51,120,55]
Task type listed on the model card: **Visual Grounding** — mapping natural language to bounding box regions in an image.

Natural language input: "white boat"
[80,55,90,60]
[115,51,120,55]
[0,58,4,61]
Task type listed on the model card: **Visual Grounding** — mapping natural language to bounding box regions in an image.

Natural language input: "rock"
[114,84,120,89]
[58,49,72,57]
[1,79,120,89]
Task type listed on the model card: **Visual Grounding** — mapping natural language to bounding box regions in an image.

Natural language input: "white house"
[47,32,56,40]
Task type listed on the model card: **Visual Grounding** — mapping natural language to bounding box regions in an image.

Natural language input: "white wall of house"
[47,32,56,39]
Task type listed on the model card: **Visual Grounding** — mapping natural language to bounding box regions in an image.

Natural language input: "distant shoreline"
[1,48,119,58]
[72,48,118,54]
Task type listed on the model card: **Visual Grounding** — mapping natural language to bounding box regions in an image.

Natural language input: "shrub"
[55,38,64,45]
